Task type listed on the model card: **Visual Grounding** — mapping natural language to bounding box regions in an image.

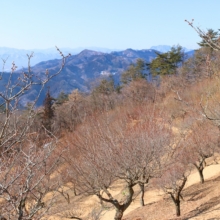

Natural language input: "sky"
[0,0,219,50]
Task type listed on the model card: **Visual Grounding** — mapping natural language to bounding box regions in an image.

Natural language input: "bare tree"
[200,80,220,122]
[0,139,64,219]
[0,47,70,219]
[159,165,188,216]
[121,79,156,104]
[155,152,190,217]
[66,103,172,220]
[120,110,171,207]
[0,47,70,150]
[185,19,220,51]
[53,89,91,133]
[184,120,219,183]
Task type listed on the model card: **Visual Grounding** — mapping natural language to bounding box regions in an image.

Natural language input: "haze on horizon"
[0,0,219,50]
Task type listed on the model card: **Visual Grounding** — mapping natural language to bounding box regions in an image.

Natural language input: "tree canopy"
[186,20,220,51]
[121,58,146,84]
[43,89,55,132]
[198,29,220,49]
[55,91,69,105]
[92,76,116,96]
[147,45,184,76]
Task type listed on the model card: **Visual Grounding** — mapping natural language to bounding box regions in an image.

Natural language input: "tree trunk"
[175,200,181,216]
[98,196,103,206]
[18,199,25,220]
[73,186,77,196]
[139,183,145,206]
[194,162,205,184]
[114,209,124,220]
[198,168,205,184]
[114,184,134,220]
[194,164,205,184]
[170,195,181,217]
[99,184,134,220]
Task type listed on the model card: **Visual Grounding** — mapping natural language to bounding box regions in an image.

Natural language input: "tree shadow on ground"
[184,175,220,202]
[186,185,213,202]
[187,195,220,217]
[168,176,220,220]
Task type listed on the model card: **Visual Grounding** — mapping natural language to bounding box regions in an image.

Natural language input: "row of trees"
[49,46,184,135]
[61,96,220,219]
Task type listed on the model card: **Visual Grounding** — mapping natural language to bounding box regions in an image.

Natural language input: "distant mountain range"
[0,46,194,106]
[0,45,193,70]
[0,47,121,71]
[150,45,193,53]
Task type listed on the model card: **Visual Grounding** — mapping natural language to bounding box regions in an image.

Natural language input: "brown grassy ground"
[45,162,220,220]
[123,164,220,220]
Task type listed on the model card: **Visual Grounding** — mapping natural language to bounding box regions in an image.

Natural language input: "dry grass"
[123,164,220,220]
[40,163,220,220]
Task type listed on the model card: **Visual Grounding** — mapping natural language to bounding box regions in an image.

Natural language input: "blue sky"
[0,0,219,50]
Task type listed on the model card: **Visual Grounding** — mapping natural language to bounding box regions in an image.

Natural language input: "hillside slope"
[44,160,220,220]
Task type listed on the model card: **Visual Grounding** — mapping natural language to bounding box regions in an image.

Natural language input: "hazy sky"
[0,0,219,50]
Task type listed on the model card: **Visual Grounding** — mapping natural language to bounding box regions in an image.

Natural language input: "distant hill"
[19,48,157,105]
[0,47,119,71]
[0,45,193,70]
[0,47,194,106]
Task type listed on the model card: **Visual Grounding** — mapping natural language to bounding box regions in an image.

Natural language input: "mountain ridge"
[0,45,193,70]
[0,47,194,106]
